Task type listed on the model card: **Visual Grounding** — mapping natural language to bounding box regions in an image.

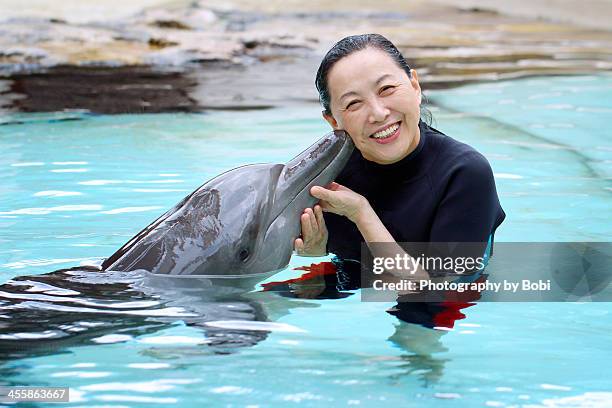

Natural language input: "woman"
[294,34,505,267]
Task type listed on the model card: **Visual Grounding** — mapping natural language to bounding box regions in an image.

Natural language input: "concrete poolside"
[1,0,611,113]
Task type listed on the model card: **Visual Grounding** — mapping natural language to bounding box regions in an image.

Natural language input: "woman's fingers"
[314,198,330,211]
[327,181,341,191]
[311,186,337,209]
[330,182,350,192]
[314,205,326,232]
[301,212,313,240]
[310,185,332,201]
[296,205,328,257]
[294,237,304,253]
[304,208,318,236]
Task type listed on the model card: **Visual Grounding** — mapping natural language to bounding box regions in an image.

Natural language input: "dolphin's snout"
[275,130,354,204]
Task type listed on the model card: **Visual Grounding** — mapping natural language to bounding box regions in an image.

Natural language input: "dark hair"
[315,33,413,115]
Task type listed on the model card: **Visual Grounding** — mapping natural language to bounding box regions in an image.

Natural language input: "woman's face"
[324,47,422,165]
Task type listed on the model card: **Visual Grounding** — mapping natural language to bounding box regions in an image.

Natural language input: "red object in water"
[432,302,476,329]
[261,261,337,291]
[431,275,487,328]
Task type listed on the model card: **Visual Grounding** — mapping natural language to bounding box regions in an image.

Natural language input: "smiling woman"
[295,33,506,266]
[319,45,422,165]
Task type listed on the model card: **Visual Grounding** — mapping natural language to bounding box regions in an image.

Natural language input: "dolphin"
[0,131,353,362]
[101,130,354,278]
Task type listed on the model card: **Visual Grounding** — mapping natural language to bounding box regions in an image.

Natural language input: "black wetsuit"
[326,119,506,261]
[323,120,506,328]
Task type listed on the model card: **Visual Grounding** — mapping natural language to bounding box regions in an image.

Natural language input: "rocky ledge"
[1,0,611,113]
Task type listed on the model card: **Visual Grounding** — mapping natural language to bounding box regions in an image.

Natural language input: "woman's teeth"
[371,122,400,139]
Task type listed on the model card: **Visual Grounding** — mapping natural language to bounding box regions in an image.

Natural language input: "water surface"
[1,75,611,407]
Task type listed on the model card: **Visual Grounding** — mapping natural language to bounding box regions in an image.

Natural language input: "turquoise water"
[1,75,611,407]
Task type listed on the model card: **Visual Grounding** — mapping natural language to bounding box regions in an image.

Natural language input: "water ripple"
[51,371,112,379]
[281,392,322,402]
[80,381,175,392]
[92,334,133,344]
[138,335,209,345]
[132,188,188,193]
[2,258,92,269]
[8,279,80,295]
[34,190,84,197]
[11,301,196,318]
[0,291,162,310]
[210,386,252,395]
[78,180,123,185]
[52,161,89,165]
[204,320,306,333]
[0,330,62,340]
[51,168,89,173]
[0,204,103,216]
[494,173,524,180]
[10,162,45,167]
[71,363,97,368]
[100,206,162,215]
[127,363,171,369]
[536,392,612,408]
[434,393,461,399]
[541,384,572,391]
[94,395,178,403]
[78,179,184,185]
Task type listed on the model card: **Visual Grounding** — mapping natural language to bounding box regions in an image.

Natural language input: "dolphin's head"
[251,130,355,274]
[103,131,354,279]
[197,130,355,278]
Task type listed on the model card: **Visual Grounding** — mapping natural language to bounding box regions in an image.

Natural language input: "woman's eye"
[380,85,396,95]
[346,101,361,110]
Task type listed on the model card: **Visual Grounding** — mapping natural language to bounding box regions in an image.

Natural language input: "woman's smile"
[370,120,401,144]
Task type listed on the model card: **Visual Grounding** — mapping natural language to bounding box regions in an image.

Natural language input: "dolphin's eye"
[238,248,250,262]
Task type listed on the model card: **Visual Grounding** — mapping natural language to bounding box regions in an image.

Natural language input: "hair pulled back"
[315,33,412,115]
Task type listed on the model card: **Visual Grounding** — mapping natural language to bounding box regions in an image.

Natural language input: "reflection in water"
[1,259,480,386]
[387,323,449,386]
[0,265,273,366]
[263,259,480,385]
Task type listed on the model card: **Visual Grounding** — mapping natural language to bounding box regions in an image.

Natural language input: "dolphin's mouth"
[269,146,336,222]
[267,130,353,224]
[289,153,339,208]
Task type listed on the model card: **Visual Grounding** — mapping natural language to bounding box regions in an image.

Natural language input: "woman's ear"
[410,69,422,105]
[322,111,340,130]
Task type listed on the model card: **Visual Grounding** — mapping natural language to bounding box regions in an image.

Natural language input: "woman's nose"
[367,97,390,123]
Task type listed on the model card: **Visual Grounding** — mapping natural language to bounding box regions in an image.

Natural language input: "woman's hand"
[294,205,328,256]
[310,182,369,224]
